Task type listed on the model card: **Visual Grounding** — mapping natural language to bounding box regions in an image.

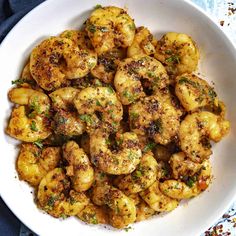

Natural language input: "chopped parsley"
[143,142,156,153]
[90,215,98,224]
[33,139,43,149]
[30,120,38,132]
[96,99,102,106]
[30,96,41,114]
[94,4,102,9]
[128,23,136,30]
[123,90,134,102]
[208,87,217,101]
[79,114,93,124]
[107,86,114,94]
[47,195,58,208]
[130,112,139,120]
[124,226,132,232]
[186,176,197,188]
[165,55,180,64]
[87,24,96,33]
[11,78,34,86]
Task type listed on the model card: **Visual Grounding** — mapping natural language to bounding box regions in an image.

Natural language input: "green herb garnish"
[33,139,43,149]
[79,114,93,124]
[87,24,96,33]
[165,55,180,64]
[94,4,102,9]
[30,120,38,132]
[143,142,156,153]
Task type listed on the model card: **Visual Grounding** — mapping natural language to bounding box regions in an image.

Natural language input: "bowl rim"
[0,0,236,235]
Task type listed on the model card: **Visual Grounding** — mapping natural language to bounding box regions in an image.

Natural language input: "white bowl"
[0,0,236,235]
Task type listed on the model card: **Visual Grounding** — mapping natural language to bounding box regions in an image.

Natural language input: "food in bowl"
[5,5,230,229]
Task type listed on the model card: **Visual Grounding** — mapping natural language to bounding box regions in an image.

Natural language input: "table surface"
[0,0,236,235]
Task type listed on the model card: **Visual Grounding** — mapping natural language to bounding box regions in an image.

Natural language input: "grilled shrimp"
[77,203,108,225]
[49,87,79,111]
[91,48,126,84]
[159,160,212,199]
[86,6,135,55]
[74,87,123,131]
[129,95,181,145]
[179,111,230,163]
[91,185,136,228]
[30,37,97,91]
[17,143,60,186]
[140,181,179,212]
[90,129,142,175]
[53,110,85,137]
[136,200,155,222]
[127,27,157,57]
[114,55,169,105]
[37,168,89,218]
[170,152,202,179]
[175,73,218,112]
[155,32,199,76]
[6,88,51,142]
[63,141,94,192]
[115,152,158,194]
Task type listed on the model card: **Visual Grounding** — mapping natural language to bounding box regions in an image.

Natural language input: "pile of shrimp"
[6,5,230,230]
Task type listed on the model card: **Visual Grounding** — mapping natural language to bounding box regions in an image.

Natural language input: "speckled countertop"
[19,1,236,235]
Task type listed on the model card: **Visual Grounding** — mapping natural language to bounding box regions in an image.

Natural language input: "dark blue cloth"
[0,2,45,234]
[0,0,44,42]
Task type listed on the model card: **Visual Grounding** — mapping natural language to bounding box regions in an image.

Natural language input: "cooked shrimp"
[155,32,199,76]
[136,200,155,222]
[37,168,89,217]
[159,160,212,199]
[77,203,108,225]
[170,152,202,179]
[16,143,60,186]
[86,6,135,55]
[140,181,179,212]
[114,55,169,105]
[13,62,42,91]
[30,37,97,91]
[127,27,157,57]
[175,73,218,112]
[7,87,52,142]
[129,95,181,145]
[116,152,158,193]
[49,87,79,111]
[179,111,230,162]
[91,185,136,228]
[74,87,123,131]
[53,110,85,137]
[90,130,142,175]
[91,48,126,84]
[63,141,94,192]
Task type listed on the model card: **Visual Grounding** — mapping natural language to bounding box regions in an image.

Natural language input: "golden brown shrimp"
[90,129,142,175]
[6,88,51,142]
[127,27,157,57]
[77,203,108,225]
[30,37,97,91]
[179,111,230,162]
[86,6,135,55]
[74,87,123,131]
[140,181,179,212]
[53,110,85,137]
[175,73,218,112]
[91,185,136,228]
[169,152,202,179]
[135,200,155,222]
[49,87,79,111]
[114,55,169,105]
[16,143,60,186]
[115,152,158,193]
[129,95,181,145]
[155,32,199,76]
[91,48,126,84]
[37,168,89,218]
[159,160,212,199]
[63,141,94,192]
